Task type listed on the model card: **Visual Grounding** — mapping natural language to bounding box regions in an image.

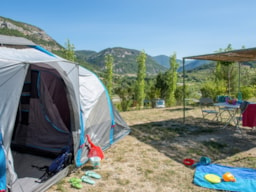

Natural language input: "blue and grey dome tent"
[0,35,130,192]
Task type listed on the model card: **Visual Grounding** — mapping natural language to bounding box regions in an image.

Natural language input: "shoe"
[69,177,83,189]
[81,175,95,185]
[69,177,81,183]
[71,182,83,189]
[85,170,101,179]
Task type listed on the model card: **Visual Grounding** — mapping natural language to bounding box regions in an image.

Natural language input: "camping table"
[214,102,240,129]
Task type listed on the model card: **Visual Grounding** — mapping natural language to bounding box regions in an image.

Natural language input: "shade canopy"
[184,47,256,62]
[0,34,36,46]
[182,47,256,124]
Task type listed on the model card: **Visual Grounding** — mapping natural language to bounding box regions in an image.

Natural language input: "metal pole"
[238,62,242,101]
[238,62,241,92]
[182,58,186,124]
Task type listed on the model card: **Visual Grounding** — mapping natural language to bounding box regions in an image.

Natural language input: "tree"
[155,72,168,99]
[166,53,179,106]
[215,44,238,96]
[63,39,76,62]
[114,76,136,111]
[135,51,146,109]
[104,54,114,98]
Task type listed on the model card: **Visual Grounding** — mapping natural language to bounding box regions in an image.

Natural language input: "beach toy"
[199,156,211,165]
[192,156,211,167]
[222,172,236,182]
[204,174,221,184]
[183,158,195,166]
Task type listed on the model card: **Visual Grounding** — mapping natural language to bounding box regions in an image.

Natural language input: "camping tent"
[0,35,130,192]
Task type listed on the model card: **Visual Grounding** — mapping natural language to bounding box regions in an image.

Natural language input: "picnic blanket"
[193,163,256,192]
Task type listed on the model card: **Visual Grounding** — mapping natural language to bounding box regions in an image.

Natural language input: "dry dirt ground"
[47,106,256,192]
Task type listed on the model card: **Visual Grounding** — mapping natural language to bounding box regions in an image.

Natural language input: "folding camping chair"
[215,95,235,122]
[199,97,219,121]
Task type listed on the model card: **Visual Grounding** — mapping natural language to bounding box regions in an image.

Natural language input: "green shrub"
[240,86,256,100]
[175,85,189,105]
[200,81,226,100]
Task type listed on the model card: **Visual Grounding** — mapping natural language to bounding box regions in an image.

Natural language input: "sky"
[1,0,256,59]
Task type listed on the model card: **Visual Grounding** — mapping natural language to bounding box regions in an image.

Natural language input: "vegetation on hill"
[76,51,205,75]
[76,47,168,74]
[153,55,182,69]
[75,50,97,61]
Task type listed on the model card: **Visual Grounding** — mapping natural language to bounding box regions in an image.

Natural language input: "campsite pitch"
[47,106,256,192]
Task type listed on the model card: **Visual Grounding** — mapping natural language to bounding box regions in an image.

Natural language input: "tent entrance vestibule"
[12,63,73,157]
[10,63,74,191]
[182,47,256,123]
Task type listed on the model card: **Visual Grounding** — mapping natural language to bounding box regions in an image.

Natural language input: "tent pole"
[182,58,186,124]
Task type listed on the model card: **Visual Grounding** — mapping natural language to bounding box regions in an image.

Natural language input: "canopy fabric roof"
[183,47,256,62]
[0,34,35,46]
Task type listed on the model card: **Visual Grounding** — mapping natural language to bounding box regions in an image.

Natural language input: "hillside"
[152,55,170,68]
[76,47,168,74]
[178,59,213,72]
[153,55,183,69]
[75,50,97,61]
[0,16,62,51]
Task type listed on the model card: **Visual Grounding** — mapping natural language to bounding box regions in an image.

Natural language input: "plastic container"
[89,156,101,169]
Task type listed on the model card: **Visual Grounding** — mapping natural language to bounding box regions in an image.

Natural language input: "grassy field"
[47,106,256,192]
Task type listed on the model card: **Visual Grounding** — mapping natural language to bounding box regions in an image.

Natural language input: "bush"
[119,99,133,112]
[200,81,226,100]
[240,86,256,100]
[175,85,190,105]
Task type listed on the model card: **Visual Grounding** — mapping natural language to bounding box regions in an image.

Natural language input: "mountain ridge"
[76,47,169,74]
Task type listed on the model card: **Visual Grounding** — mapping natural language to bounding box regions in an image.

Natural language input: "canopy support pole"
[238,62,241,92]
[182,58,186,124]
